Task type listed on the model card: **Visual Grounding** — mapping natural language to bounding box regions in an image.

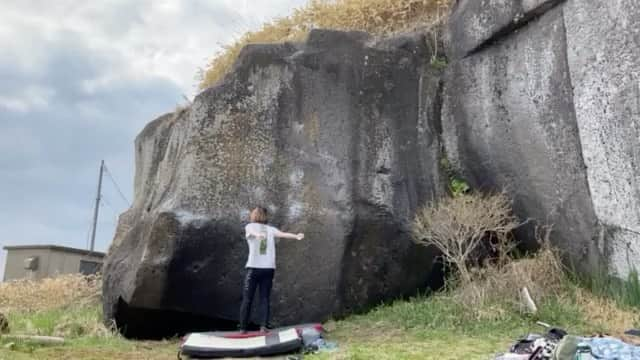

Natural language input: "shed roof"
[3,245,105,258]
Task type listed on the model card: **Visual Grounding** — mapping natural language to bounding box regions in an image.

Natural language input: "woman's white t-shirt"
[245,223,279,269]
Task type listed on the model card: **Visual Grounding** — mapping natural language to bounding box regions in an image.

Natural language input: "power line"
[101,195,120,221]
[103,163,131,206]
[89,160,104,252]
[85,191,96,250]
[85,212,93,250]
[101,195,114,212]
[85,160,130,251]
[85,196,93,239]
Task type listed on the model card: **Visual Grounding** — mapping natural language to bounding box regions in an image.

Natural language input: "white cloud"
[0,1,311,280]
[0,85,55,112]
[1,0,310,97]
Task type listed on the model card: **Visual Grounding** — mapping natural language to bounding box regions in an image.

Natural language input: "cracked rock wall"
[444,0,640,276]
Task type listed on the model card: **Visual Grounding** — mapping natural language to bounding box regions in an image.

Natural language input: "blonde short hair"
[250,207,268,224]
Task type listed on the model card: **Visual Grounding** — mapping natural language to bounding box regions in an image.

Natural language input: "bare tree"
[411,191,520,285]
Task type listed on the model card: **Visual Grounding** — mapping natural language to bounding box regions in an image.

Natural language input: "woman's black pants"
[239,268,274,330]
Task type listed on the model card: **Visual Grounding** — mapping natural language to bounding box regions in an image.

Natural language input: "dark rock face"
[103,30,445,338]
[444,0,640,274]
[442,7,600,264]
[105,0,640,339]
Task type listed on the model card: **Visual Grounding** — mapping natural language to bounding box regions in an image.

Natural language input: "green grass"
[5,305,106,338]
[304,292,608,359]
[0,306,177,360]
[569,266,640,309]
[0,334,178,360]
[0,286,635,359]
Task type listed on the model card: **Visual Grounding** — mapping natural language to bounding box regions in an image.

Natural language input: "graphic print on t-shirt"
[245,223,279,269]
[259,224,267,255]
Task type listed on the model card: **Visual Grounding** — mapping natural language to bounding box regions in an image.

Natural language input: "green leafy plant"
[429,56,448,70]
[439,152,471,197]
[449,178,470,197]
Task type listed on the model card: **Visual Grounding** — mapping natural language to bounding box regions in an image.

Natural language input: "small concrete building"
[3,245,105,281]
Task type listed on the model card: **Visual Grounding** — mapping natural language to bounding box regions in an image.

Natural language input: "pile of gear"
[496,324,640,360]
[300,327,338,354]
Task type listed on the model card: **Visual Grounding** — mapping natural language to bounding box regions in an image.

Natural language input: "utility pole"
[90,160,104,252]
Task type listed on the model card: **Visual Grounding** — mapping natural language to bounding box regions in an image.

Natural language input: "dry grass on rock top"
[199,0,452,89]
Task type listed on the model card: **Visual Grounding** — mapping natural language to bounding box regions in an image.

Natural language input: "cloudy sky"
[0,0,308,279]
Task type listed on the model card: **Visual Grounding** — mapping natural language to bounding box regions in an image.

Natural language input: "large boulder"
[103,30,445,339]
[443,0,640,275]
[563,0,640,277]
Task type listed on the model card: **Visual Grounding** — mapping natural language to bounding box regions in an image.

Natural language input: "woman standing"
[239,207,305,333]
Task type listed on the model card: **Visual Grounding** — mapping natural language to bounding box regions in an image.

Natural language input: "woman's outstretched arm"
[273,230,304,240]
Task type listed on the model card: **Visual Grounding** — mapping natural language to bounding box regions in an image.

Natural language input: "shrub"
[199,0,452,89]
[411,191,521,286]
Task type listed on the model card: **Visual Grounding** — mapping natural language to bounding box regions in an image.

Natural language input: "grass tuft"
[569,265,640,308]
